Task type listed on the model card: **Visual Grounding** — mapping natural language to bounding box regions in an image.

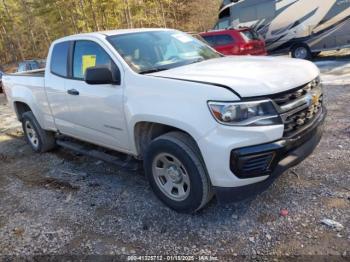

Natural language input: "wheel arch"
[290,42,310,50]
[13,101,33,121]
[133,120,202,159]
[12,98,49,130]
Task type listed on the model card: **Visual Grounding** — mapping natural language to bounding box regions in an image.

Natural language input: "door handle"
[67,89,79,96]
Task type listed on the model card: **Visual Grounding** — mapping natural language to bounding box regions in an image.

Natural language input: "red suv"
[200,28,267,56]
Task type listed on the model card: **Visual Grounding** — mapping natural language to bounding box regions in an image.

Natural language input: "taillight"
[240,43,254,51]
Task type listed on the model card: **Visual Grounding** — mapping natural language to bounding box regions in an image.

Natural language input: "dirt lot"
[0,54,349,260]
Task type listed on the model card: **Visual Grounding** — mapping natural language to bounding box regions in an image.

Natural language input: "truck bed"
[2,69,46,109]
[3,69,45,92]
[2,68,53,130]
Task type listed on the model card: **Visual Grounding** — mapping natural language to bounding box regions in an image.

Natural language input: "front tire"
[22,111,56,153]
[291,44,311,60]
[144,132,213,213]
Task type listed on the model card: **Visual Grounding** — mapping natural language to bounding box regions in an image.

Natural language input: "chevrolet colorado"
[2,29,326,213]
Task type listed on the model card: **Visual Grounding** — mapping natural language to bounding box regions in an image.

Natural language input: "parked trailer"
[216,0,350,59]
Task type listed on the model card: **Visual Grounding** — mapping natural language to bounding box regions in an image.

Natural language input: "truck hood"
[151,56,319,98]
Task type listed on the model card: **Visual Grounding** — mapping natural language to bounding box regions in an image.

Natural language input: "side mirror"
[85,65,120,85]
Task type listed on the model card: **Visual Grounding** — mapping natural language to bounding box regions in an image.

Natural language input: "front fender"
[129,114,217,154]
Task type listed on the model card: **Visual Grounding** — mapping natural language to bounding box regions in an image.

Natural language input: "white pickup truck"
[3,28,326,213]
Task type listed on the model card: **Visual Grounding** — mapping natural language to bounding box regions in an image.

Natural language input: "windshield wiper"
[187,57,205,65]
[139,67,169,74]
[139,58,205,74]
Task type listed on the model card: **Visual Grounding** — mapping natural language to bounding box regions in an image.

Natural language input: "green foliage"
[0,0,220,64]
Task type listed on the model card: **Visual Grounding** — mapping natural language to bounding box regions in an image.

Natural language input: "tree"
[0,0,221,65]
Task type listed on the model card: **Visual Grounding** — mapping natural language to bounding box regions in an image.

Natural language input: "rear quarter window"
[51,42,70,77]
[240,30,260,41]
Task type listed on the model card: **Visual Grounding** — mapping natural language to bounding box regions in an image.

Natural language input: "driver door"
[64,40,130,151]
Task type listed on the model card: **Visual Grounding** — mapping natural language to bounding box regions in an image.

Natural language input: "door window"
[202,34,234,47]
[29,61,39,70]
[216,34,234,46]
[73,40,114,79]
[240,30,261,41]
[17,63,25,72]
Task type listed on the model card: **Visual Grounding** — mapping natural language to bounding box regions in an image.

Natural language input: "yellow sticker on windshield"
[82,55,96,75]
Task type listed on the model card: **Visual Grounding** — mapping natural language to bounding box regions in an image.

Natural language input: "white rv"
[215,0,350,59]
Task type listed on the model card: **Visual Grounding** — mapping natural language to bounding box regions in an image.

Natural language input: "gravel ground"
[0,54,349,260]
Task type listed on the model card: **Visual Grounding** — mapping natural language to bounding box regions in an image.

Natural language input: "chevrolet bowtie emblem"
[312,93,320,105]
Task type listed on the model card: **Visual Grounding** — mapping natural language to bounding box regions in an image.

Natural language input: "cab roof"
[99,28,173,36]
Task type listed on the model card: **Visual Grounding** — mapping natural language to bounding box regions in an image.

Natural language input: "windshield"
[108,30,221,74]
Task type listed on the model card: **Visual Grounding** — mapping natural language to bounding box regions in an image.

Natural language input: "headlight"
[208,100,282,126]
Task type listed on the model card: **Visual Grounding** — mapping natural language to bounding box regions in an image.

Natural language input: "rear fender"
[11,87,46,128]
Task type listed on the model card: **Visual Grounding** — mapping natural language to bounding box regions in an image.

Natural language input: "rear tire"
[144,131,213,213]
[291,44,311,60]
[22,111,56,153]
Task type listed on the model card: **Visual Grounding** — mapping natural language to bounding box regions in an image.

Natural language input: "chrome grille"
[272,77,323,137]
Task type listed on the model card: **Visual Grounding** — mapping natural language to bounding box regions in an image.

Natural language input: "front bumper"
[214,107,327,203]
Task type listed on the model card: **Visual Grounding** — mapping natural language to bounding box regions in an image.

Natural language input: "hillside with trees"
[0,0,221,64]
